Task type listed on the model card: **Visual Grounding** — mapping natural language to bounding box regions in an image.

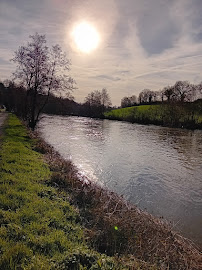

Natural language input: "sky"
[0,0,202,106]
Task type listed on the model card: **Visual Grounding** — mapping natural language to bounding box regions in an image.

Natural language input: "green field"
[105,103,202,129]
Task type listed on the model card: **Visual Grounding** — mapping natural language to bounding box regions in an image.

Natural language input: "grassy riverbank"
[105,103,202,129]
[0,114,142,269]
[0,114,201,269]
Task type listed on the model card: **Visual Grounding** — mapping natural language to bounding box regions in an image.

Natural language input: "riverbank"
[0,114,145,269]
[104,103,202,129]
[0,114,201,269]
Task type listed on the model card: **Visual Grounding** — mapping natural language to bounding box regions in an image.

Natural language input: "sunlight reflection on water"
[38,115,202,246]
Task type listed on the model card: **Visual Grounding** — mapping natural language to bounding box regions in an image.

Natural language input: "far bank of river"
[104,104,202,130]
[38,115,202,247]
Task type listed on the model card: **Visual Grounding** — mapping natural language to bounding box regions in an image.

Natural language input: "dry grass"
[31,130,202,270]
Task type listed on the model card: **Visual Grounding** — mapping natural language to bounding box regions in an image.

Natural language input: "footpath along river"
[38,115,202,247]
[0,112,7,139]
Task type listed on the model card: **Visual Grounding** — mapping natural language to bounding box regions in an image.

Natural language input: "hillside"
[105,103,202,129]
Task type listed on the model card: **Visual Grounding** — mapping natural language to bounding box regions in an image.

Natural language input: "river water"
[38,115,202,246]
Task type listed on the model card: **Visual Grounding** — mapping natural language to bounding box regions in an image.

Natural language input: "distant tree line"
[121,80,202,108]
[0,80,112,119]
[0,80,76,115]
[1,77,202,128]
[116,80,202,129]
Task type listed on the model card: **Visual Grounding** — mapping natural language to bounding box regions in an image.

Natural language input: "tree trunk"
[29,88,37,130]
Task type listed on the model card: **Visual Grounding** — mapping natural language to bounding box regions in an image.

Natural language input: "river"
[38,115,202,246]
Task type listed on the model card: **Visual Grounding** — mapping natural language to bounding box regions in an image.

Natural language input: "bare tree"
[130,95,137,106]
[173,81,193,102]
[162,86,175,102]
[138,89,154,103]
[85,90,101,107]
[121,95,137,108]
[196,82,202,99]
[12,33,75,130]
[153,90,162,102]
[100,88,112,112]
[121,97,131,108]
[84,88,111,117]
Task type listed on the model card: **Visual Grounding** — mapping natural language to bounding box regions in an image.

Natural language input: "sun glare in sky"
[72,22,100,53]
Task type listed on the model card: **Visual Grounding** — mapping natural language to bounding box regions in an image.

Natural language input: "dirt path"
[0,112,8,140]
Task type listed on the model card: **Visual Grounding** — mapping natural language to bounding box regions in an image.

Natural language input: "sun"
[72,22,100,53]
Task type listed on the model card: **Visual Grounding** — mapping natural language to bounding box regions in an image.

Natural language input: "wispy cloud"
[0,0,202,105]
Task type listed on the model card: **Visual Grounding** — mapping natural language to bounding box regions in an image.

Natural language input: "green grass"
[105,103,202,128]
[1,114,200,269]
[0,114,141,269]
[105,105,155,121]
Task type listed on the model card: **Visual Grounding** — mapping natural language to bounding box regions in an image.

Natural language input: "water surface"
[38,115,202,246]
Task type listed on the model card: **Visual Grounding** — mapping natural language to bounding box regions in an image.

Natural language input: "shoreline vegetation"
[104,103,202,130]
[0,114,202,269]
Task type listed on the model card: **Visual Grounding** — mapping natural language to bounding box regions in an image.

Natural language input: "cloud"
[0,0,202,105]
[116,0,180,55]
[90,75,121,82]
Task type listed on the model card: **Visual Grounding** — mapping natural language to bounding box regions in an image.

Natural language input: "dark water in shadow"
[38,115,202,246]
